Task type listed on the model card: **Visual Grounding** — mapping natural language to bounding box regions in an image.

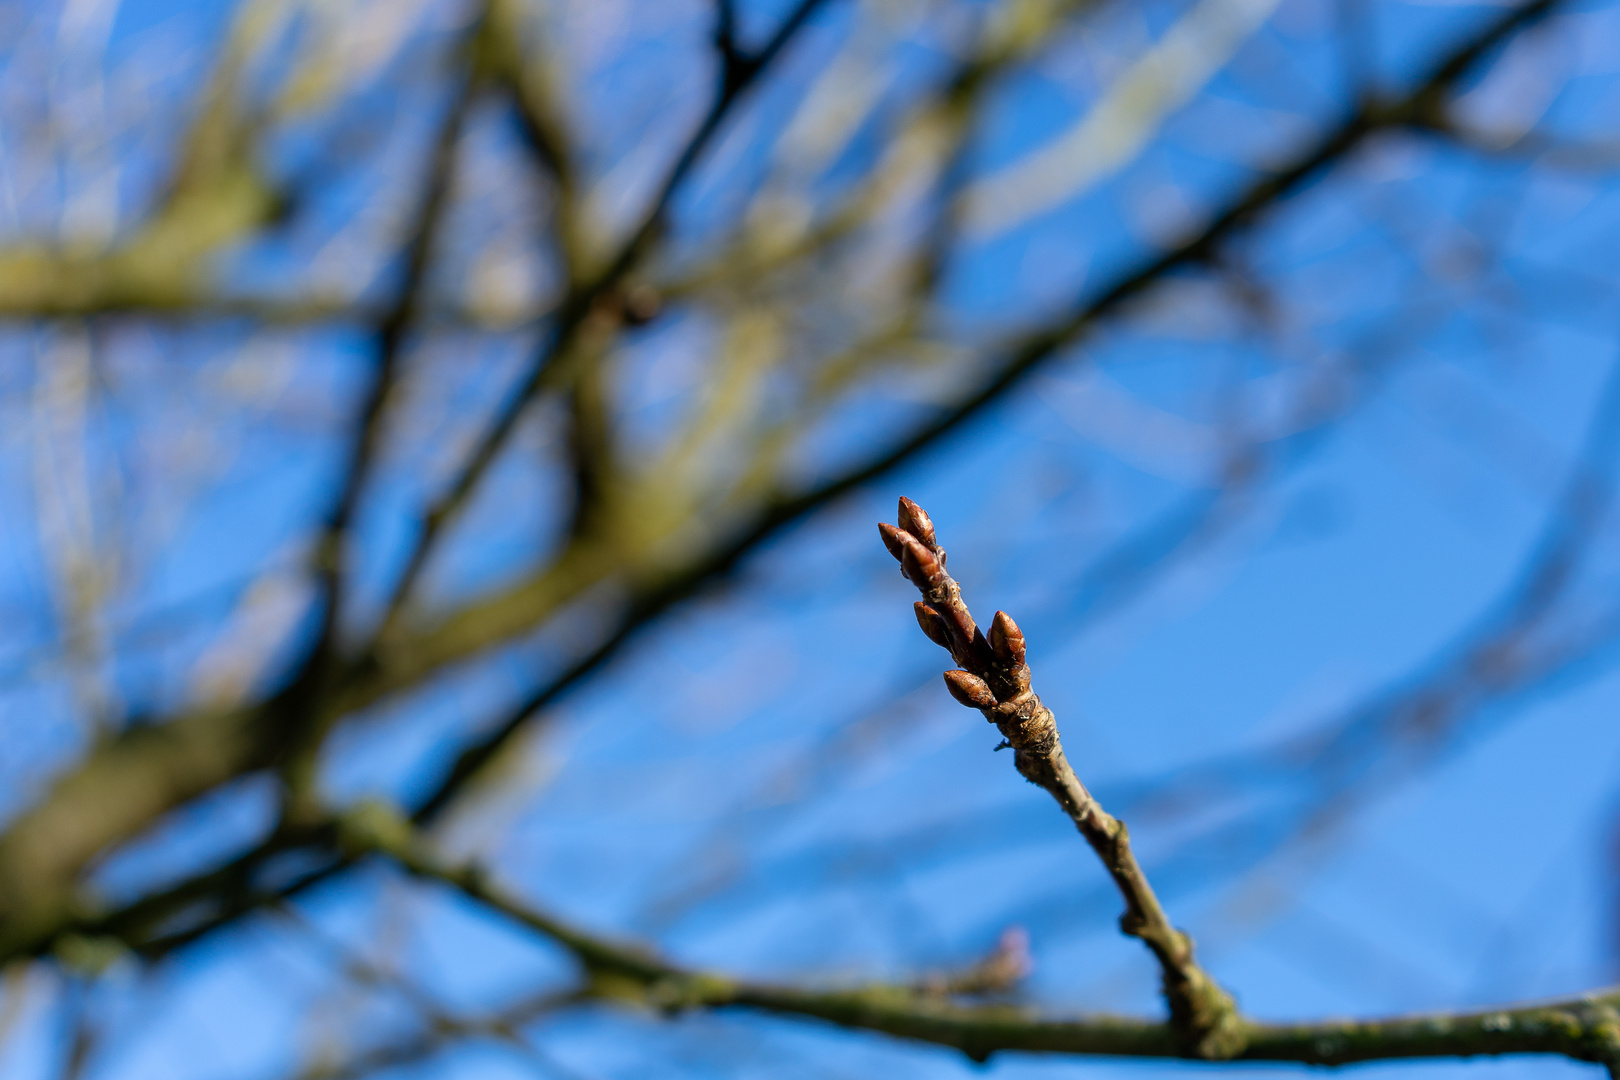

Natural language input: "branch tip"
[988,610,1025,665]
[878,521,908,561]
[897,496,937,547]
[877,496,1244,1057]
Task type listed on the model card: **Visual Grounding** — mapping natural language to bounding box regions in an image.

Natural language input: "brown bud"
[988,610,1026,665]
[878,522,907,562]
[914,602,952,648]
[943,670,996,710]
[899,533,944,588]
[897,496,937,547]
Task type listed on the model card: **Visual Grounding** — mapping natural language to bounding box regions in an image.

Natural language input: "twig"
[367,0,834,642]
[272,28,487,810]
[267,900,588,1080]
[0,0,1562,974]
[877,498,1243,1058]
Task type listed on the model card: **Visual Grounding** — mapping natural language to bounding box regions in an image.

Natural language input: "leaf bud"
[878,522,908,562]
[899,533,944,587]
[897,496,937,547]
[988,610,1026,665]
[943,670,996,710]
[914,602,952,648]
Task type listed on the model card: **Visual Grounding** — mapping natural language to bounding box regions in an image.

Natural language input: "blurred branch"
[657,0,1098,309]
[31,327,122,738]
[1110,347,1620,887]
[0,0,284,318]
[0,17,485,959]
[0,0,1560,980]
[487,0,583,271]
[273,30,487,811]
[268,900,587,1080]
[367,0,835,643]
[288,986,588,1080]
[960,0,1290,237]
[1435,123,1620,170]
[401,0,1563,828]
[333,800,1620,1075]
[560,313,622,541]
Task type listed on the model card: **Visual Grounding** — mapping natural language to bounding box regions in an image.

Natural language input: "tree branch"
[0,0,1560,971]
[367,0,835,642]
[335,800,1620,1075]
[275,40,486,809]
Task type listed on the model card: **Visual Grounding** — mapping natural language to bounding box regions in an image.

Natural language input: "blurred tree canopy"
[3,0,1620,1076]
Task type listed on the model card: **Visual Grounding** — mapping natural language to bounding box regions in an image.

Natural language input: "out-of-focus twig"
[367,0,836,643]
[274,33,487,811]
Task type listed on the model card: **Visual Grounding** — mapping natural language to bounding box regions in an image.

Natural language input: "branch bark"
[334,800,1620,1076]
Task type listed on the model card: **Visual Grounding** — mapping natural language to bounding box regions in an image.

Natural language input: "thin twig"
[271,32,487,808]
[877,498,1243,1057]
[368,0,834,642]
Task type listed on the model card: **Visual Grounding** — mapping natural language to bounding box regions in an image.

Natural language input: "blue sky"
[2,0,1620,1077]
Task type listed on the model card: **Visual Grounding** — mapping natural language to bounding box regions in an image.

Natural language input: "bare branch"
[367,0,836,642]
[879,498,1242,1057]
[0,0,1565,981]
[275,37,486,811]
[336,800,1620,1074]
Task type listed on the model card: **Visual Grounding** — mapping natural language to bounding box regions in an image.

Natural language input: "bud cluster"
[878,497,1037,729]
[877,498,1240,1056]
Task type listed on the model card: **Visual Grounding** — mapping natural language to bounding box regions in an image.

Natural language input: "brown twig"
[366,0,834,643]
[878,497,1244,1058]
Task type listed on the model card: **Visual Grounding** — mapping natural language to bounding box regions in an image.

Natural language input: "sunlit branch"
[337,801,1620,1075]
[366,0,837,644]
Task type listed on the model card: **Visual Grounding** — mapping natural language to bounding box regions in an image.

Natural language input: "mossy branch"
[334,800,1620,1075]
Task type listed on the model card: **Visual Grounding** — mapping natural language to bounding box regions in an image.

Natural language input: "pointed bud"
[989,610,1026,665]
[897,497,937,547]
[914,602,952,648]
[943,670,996,710]
[899,533,944,588]
[878,522,907,562]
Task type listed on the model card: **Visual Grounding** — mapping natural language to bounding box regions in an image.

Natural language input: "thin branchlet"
[879,497,1246,1059]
